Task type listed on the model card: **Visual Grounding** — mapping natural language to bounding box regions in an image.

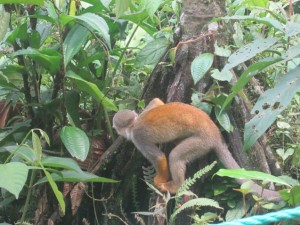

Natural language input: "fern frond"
[142,165,155,184]
[131,174,140,210]
[169,198,222,225]
[177,161,217,194]
[16,221,33,225]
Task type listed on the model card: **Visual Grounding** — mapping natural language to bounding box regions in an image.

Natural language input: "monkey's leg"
[133,137,170,187]
[158,136,211,194]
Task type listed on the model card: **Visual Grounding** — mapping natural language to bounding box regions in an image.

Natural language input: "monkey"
[112,98,281,201]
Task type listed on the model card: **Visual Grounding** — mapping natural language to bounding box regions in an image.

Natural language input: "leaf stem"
[20,169,37,224]
[112,22,141,77]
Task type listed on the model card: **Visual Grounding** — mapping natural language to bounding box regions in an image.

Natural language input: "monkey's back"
[134,102,221,143]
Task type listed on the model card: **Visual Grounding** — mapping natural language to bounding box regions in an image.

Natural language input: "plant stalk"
[20,169,37,224]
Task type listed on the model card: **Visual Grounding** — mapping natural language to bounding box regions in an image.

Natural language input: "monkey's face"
[112,110,138,140]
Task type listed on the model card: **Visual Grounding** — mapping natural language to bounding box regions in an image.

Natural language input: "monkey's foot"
[157,181,179,194]
[153,175,169,187]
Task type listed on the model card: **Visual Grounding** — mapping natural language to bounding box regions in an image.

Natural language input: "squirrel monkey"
[113,98,281,201]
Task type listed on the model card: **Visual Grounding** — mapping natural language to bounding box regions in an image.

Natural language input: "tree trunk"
[95,0,281,224]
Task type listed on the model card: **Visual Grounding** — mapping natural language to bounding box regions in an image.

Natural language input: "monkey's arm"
[132,129,170,185]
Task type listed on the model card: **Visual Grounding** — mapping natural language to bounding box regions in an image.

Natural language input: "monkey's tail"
[215,142,240,170]
[216,142,282,202]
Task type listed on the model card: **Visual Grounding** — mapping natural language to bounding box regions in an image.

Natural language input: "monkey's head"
[112,110,138,140]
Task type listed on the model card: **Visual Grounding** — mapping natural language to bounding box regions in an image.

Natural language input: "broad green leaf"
[65,90,81,126]
[285,21,300,37]
[2,145,36,162]
[216,169,291,187]
[32,132,42,162]
[0,162,29,199]
[221,57,282,111]
[121,11,157,35]
[281,44,300,61]
[0,0,43,4]
[141,0,163,19]
[44,170,65,215]
[215,107,231,132]
[41,156,82,172]
[280,186,300,205]
[211,69,232,82]
[63,24,89,66]
[245,0,267,7]
[35,170,118,185]
[135,38,170,67]
[170,198,221,224]
[226,200,249,221]
[0,65,25,90]
[244,66,300,149]
[0,120,31,146]
[28,30,41,48]
[223,37,280,71]
[221,16,284,32]
[0,6,10,42]
[60,126,89,161]
[115,0,130,18]
[191,53,214,84]
[276,148,294,161]
[74,13,111,49]
[5,22,27,43]
[12,48,62,74]
[81,0,109,10]
[214,43,231,57]
[66,71,117,111]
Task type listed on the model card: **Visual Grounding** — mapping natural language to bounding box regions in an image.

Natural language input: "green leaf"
[0,0,43,4]
[221,16,284,32]
[41,156,82,172]
[12,48,62,74]
[226,200,249,221]
[60,126,90,161]
[0,6,10,42]
[215,107,232,132]
[74,13,111,49]
[115,0,131,18]
[141,0,163,19]
[65,90,81,127]
[244,65,300,149]
[63,24,89,66]
[221,57,282,111]
[286,21,300,37]
[211,69,233,82]
[215,169,291,187]
[2,145,36,162]
[44,170,65,215]
[28,30,41,48]
[32,131,42,162]
[66,71,117,111]
[276,148,294,161]
[35,170,118,185]
[0,65,25,90]
[214,43,231,57]
[280,186,300,206]
[191,53,214,84]
[135,38,170,67]
[0,162,29,199]
[169,198,221,224]
[223,37,280,71]
[121,11,157,35]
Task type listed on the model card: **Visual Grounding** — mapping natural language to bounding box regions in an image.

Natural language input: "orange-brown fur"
[112,98,281,201]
